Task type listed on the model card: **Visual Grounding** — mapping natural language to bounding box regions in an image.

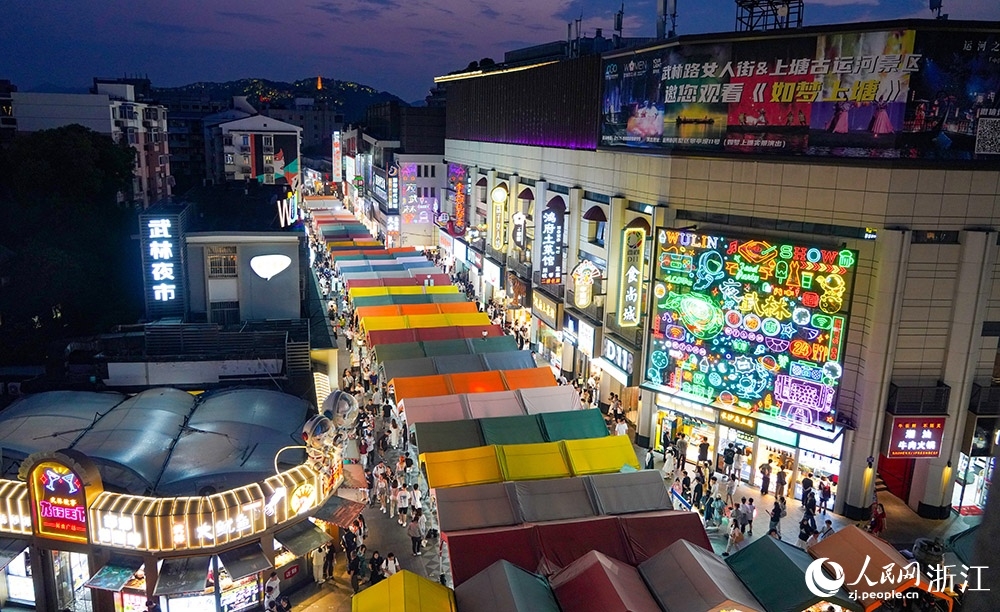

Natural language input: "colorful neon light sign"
[539,208,564,284]
[30,461,90,543]
[645,229,857,433]
[618,227,647,327]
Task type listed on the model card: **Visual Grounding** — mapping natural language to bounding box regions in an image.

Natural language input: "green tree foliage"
[0,124,141,363]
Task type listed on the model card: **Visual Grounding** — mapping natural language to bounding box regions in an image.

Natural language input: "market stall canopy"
[563,436,641,475]
[464,390,526,419]
[368,325,504,347]
[383,357,439,381]
[618,511,711,563]
[948,524,979,567]
[587,471,673,515]
[500,367,557,390]
[451,370,509,394]
[511,477,596,522]
[810,526,953,611]
[455,560,561,612]
[445,525,540,587]
[84,556,144,592]
[639,539,764,612]
[373,342,428,362]
[0,537,29,572]
[399,394,468,426]
[539,409,609,441]
[312,494,367,529]
[535,516,633,568]
[479,414,546,446]
[479,351,536,372]
[217,542,272,581]
[414,420,486,454]
[519,386,584,414]
[499,442,572,482]
[351,570,457,612]
[726,534,863,612]
[423,445,504,489]
[274,519,333,557]
[392,373,452,401]
[431,353,488,374]
[153,555,213,596]
[549,550,660,612]
[436,482,521,532]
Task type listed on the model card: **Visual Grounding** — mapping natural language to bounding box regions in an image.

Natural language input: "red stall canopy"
[617,511,712,563]
[445,526,540,587]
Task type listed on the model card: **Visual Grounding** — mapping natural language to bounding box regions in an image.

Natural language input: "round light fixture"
[490,185,508,204]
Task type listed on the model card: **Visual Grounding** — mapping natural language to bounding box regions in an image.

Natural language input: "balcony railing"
[604,312,645,348]
[886,382,951,415]
[565,288,605,323]
[532,271,565,300]
[969,383,1000,415]
[486,245,506,263]
[506,257,532,281]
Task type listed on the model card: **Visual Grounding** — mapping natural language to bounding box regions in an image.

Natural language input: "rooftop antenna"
[656,0,678,39]
[614,3,624,37]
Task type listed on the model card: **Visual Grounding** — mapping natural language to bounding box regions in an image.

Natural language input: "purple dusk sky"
[4,0,1000,102]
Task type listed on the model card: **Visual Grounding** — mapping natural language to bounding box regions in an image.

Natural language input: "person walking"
[759,459,773,496]
[725,476,737,507]
[348,546,369,594]
[745,498,757,536]
[382,552,401,577]
[768,500,782,537]
[869,502,887,537]
[819,519,835,541]
[722,443,736,476]
[775,465,787,498]
[323,543,336,581]
[675,434,688,469]
[396,484,411,527]
[736,497,750,534]
[723,519,745,556]
[697,436,710,469]
[818,476,832,514]
[408,509,427,556]
[368,551,385,586]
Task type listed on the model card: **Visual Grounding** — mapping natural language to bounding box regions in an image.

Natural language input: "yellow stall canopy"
[352,570,457,612]
[563,436,641,475]
[498,442,571,481]
[445,312,493,327]
[423,445,504,489]
[349,285,460,299]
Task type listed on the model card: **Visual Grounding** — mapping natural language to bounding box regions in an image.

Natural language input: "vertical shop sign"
[539,208,565,284]
[571,260,602,308]
[491,185,509,250]
[449,164,468,235]
[400,163,418,222]
[331,131,342,182]
[140,211,186,320]
[511,211,527,249]
[617,227,646,327]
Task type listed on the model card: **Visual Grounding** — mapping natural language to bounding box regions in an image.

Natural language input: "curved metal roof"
[0,387,310,497]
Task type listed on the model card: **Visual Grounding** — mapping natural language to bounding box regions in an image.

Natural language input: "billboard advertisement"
[254,134,300,188]
[399,162,436,225]
[601,27,1000,160]
[645,228,857,434]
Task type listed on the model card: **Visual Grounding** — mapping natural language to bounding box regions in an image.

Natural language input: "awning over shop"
[274,519,333,557]
[588,471,672,515]
[618,511,711,563]
[726,535,863,612]
[811,526,953,611]
[0,537,28,572]
[479,414,546,446]
[153,555,212,596]
[351,570,457,612]
[414,420,486,454]
[499,442,572,482]
[312,494,368,529]
[423,445,504,489]
[456,560,561,612]
[539,409,608,441]
[511,477,596,522]
[519,386,583,414]
[549,551,660,612]
[500,367,557,390]
[436,482,521,533]
[218,542,272,581]
[373,342,428,362]
[84,555,144,592]
[563,436,641,474]
[639,539,764,612]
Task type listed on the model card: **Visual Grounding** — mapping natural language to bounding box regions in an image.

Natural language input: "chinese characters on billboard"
[399,163,435,224]
[538,207,564,284]
[30,461,91,544]
[447,163,468,235]
[886,417,946,458]
[618,227,647,327]
[645,229,857,433]
[601,27,1000,160]
[140,212,186,320]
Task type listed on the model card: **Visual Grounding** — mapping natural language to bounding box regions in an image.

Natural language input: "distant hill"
[151,77,408,123]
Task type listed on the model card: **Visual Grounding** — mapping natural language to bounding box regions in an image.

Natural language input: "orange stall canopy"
[392,374,452,402]
[438,302,479,314]
[399,303,442,316]
[450,371,506,395]
[501,367,558,391]
[355,305,403,319]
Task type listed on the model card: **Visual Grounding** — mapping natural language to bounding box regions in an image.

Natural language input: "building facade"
[441,19,1000,521]
[205,115,302,190]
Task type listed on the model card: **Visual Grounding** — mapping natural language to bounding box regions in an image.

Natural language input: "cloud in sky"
[2,0,999,102]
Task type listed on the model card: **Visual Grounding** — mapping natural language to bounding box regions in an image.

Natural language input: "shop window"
[210,300,241,325]
[208,246,238,278]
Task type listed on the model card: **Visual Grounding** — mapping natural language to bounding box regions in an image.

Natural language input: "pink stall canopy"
[464,391,526,419]
[398,394,468,426]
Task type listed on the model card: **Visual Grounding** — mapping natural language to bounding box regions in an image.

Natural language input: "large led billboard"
[601,27,1000,161]
[645,229,857,433]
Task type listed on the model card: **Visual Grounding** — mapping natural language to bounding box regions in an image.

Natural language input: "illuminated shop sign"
[448,164,468,235]
[618,227,647,327]
[490,185,509,250]
[483,258,503,290]
[372,170,387,204]
[579,320,596,357]
[720,409,757,433]
[539,208,565,284]
[149,219,177,301]
[388,175,398,212]
[531,292,562,330]
[886,416,946,458]
[276,193,298,228]
[453,240,468,264]
[26,453,101,544]
[331,131,342,182]
[344,157,356,190]
[563,314,579,346]
[0,481,31,536]
[600,27,1000,163]
[140,212,186,319]
[646,229,857,434]
[571,260,602,308]
[511,211,527,249]
[399,163,433,224]
[602,336,634,379]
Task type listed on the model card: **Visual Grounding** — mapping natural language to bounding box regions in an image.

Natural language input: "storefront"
[482,257,504,305]
[717,409,757,482]
[951,414,998,516]
[561,311,601,387]
[504,273,531,326]
[595,335,642,429]
[530,290,564,376]
[651,392,718,468]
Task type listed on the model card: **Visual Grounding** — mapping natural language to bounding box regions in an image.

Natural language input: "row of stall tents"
[353,523,957,612]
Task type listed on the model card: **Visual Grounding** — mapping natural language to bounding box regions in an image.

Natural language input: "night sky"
[4,0,999,103]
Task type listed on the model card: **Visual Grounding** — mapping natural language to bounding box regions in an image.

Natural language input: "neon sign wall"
[645,229,857,433]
